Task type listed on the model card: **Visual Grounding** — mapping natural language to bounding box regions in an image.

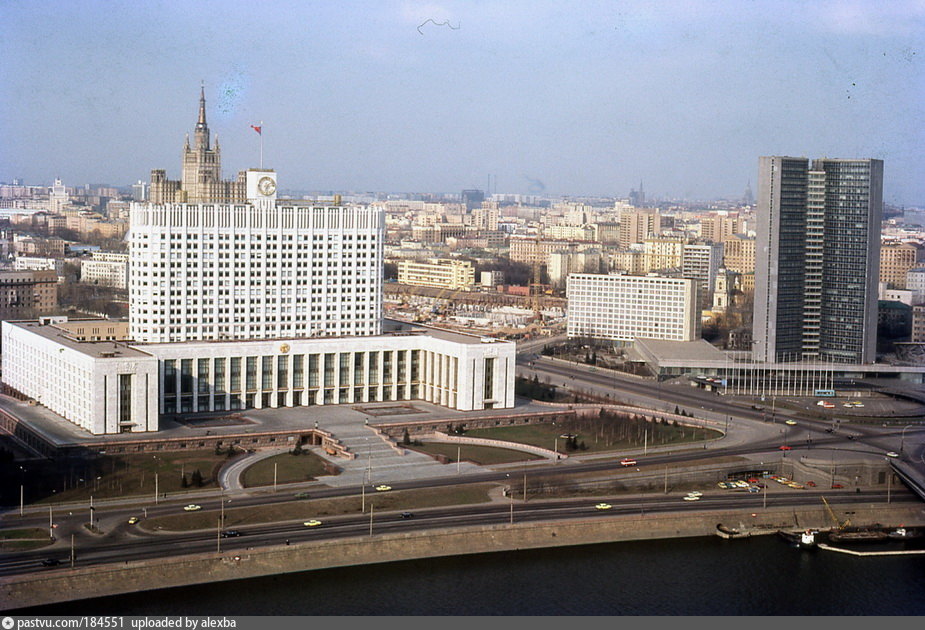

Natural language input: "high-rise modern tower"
[753,156,883,364]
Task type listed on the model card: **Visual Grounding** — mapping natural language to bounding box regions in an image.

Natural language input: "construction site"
[384,282,567,340]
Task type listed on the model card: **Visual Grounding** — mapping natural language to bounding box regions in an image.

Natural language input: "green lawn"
[242,452,331,487]
[408,442,541,465]
[0,527,48,540]
[143,483,496,532]
[466,420,719,454]
[34,449,229,504]
[0,528,54,551]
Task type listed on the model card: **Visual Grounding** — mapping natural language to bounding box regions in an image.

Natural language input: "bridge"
[891,460,925,502]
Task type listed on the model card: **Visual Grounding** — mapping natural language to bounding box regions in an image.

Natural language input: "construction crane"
[529,258,544,321]
[821,496,850,530]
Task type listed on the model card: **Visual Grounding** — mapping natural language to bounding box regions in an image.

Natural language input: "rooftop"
[5,319,153,359]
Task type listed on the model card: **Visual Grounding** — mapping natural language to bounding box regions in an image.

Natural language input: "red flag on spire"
[251,124,262,135]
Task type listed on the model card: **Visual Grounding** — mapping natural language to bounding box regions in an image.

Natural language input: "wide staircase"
[308,414,482,488]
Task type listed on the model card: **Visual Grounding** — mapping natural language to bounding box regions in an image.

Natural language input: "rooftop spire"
[194,82,210,150]
[196,82,207,130]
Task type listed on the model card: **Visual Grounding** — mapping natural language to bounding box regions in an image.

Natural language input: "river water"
[18,534,925,616]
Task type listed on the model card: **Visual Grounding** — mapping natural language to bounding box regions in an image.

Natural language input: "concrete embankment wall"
[3,504,924,611]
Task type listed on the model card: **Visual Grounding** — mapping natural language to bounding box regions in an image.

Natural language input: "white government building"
[1,90,515,435]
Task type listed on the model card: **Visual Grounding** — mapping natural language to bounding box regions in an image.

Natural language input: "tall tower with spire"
[150,86,246,204]
[181,85,224,202]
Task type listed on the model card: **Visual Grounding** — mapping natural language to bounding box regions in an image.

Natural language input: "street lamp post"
[887,461,892,504]
[18,466,25,517]
[900,424,914,455]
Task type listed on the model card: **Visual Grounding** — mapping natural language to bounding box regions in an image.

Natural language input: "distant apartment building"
[49,179,69,214]
[682,242,724,309]
[509,237,589,267]
[642,236,685,271]
[722,234,756,275]
[594,222,621,244]
[461,189,485,211]
[397,259,475,291]
[609,249,646,274]
[912,304,925,343]
[618,209,661,247]
[907,268,925,304]
[480,271,504,287]
[80,251,129,289]
[12,234,66,257]
[548,250,602,289]
[0,270,58,319]
[700,214,744,243]
[543,224,595,241]
[566,273,699,343]
[13,256,65,275]
[471,204,499,232]
[880,242,922,289]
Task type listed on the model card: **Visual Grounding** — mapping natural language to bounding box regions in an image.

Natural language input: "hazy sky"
[2,1,923,204]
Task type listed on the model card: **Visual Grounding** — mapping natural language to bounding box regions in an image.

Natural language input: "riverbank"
[4,502,924,611]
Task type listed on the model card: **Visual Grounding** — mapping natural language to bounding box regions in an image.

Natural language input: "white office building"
[566,273,699,344]
[129,177,383,343]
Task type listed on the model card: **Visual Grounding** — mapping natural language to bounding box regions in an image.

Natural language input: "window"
[277,355,288,389]
[246,356,257,391]
[293,354,304,388]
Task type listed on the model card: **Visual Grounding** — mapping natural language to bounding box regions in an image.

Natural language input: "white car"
[785,420,797,426]
[683,495,701,501]
[183,504,201,512]
[886,451,899,458]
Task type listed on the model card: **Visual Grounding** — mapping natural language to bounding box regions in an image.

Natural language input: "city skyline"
[2,1,923,204]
